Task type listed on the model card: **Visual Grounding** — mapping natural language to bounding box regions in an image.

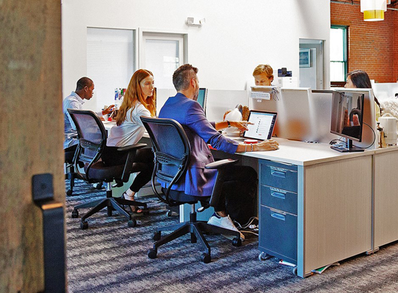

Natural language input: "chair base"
[72,193,147,229]
[148,210,242,263]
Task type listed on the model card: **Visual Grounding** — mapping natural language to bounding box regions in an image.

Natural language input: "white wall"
[62,0,330,112]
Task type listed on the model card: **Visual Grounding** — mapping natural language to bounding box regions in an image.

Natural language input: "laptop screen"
[243,110,277,140]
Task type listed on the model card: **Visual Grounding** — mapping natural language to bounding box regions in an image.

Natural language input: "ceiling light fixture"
[360,0,388,21]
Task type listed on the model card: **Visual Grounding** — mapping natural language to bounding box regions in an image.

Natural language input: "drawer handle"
[271,191,286,200]
[271,212,286,221]
[270,170,286,178]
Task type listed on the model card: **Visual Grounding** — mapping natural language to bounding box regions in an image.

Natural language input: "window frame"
[139,30,188,89]
[330,25,348,87]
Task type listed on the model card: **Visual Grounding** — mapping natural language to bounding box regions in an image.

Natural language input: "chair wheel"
[258,252,272,261]
[71,209,79,218]
[93,182,103,189]
[166,210,178,217]
[153,231,161,241]
[128,219,136,227]
[80,221,88,230]
[148,248,157,259]
[292,267,298,275]
[66,189,73,196]
[107,208,112,216]
[232,237,242,247]
[201,253,211,263]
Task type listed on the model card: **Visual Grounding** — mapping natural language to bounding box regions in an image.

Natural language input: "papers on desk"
[311,262,340,274]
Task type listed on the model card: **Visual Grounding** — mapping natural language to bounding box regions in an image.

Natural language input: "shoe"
[122,192,144,215]
[208,213,245,241]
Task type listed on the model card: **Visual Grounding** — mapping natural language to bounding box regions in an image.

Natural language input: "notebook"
[243,110,277,141]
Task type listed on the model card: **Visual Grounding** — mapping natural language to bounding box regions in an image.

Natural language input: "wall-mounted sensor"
[186,17,204,27]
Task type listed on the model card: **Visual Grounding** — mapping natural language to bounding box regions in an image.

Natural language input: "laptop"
[242,110,278,141]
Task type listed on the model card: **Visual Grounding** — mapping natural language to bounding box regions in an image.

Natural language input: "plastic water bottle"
[114,88,120,110]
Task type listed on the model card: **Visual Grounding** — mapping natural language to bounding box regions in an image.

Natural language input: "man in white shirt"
[63,77,113,149]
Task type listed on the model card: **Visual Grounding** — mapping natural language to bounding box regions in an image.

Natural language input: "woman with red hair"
[106,69,156,213]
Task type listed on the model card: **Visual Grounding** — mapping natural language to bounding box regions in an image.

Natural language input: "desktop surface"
[222,133,373,167]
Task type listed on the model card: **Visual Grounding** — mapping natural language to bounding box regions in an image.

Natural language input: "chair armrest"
[116,143,147,152]
[205,158,238,169]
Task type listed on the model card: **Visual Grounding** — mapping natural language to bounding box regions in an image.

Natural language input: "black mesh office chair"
[141,117,242,263]
[68,109,148,229]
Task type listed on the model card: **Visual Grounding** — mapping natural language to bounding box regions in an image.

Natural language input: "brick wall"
[331,2,398,82]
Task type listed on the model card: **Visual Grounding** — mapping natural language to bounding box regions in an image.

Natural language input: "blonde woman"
[106,69,156,213]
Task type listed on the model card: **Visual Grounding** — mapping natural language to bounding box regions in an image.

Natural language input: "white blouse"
[107,103,151,147]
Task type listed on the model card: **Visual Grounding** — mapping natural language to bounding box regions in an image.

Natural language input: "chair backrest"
[67,109,107,180]
[140,117,191,204]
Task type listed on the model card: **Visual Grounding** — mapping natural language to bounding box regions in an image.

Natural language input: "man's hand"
[231,121,253,132]
[102,104,115,115]
[254,139,279,151]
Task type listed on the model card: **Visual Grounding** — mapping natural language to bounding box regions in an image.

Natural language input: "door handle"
[32,173,66,293]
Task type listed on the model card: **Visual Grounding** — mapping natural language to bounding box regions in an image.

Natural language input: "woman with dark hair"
[345,70,381,120]
[106,69,156,213]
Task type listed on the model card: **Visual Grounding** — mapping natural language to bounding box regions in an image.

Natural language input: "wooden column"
[0,0,64,291]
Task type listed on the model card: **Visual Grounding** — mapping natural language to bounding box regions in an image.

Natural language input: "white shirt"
[63,91,84,149]
[63,91,103,149]
[107,103,151,147]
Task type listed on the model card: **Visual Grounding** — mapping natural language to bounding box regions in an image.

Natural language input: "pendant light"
[360,0,387,21]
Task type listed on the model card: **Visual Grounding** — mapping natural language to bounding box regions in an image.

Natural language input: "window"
[87,28,135,110]
[141,32,186,89]
[330,26,347,83]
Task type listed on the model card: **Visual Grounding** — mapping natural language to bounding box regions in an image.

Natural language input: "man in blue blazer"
[159,64,279,240]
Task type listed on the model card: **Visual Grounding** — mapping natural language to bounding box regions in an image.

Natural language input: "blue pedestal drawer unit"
[258,159,298,264]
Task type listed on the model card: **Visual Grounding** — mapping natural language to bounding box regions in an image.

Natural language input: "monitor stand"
[330,138,364,153]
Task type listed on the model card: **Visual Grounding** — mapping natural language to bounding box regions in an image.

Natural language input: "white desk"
[255,139,373,277]
[213,138,398,278]
[102,120,115,131]
[105,117,398,277]
[373,146,398,249]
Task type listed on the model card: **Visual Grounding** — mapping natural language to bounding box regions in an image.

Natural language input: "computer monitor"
[196,88,208,114]
[330,90,365,152]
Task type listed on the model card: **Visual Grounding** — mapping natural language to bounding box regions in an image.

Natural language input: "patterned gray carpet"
[66,179,398,293]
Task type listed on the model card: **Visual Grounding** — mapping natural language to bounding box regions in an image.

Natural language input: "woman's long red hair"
[116,69,156,126]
